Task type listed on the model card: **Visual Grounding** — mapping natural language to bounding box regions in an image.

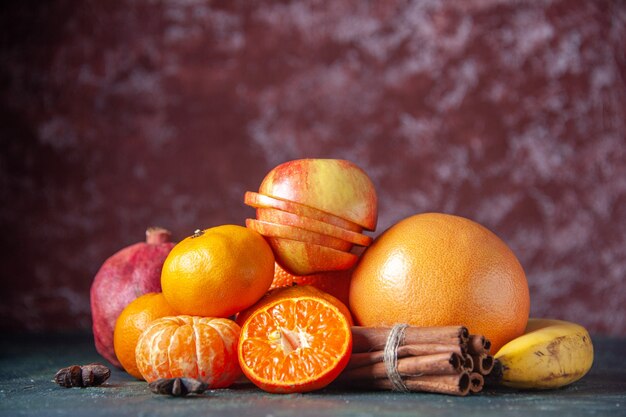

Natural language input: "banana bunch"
[493,318,594,389]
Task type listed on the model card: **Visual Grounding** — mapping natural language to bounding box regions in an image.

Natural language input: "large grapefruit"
[349,212,530,353]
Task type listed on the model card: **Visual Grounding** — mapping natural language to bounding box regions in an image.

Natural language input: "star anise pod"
[54,363,111,388]
[148,378,208,397]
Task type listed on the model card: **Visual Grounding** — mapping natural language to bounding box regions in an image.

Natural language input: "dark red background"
[1,0,625,335]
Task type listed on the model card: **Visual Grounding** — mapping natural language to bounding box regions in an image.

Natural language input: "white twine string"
[383,323,410,392]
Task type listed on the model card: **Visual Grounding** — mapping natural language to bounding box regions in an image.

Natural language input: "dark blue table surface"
[0,333,624,417]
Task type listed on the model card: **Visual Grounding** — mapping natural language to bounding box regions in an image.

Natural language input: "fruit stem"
[146,227,172,244]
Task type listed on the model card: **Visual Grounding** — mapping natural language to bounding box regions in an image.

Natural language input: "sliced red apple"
[246,218,352,252]
[244,191,362,233]
[256,207,373,247]
[258,159,378,230]
[264,237,358,275]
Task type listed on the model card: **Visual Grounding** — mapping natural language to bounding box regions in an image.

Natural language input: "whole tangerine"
[113,292,177,379]
[349,212,530,353]
[161,225,275,317]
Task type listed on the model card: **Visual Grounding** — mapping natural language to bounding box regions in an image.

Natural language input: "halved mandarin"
[237,294,352,393]
[244,192,362,233]
[256,208,373,247]
[265,237,358,275]
[246,218,352,252]
[236,284,354,327]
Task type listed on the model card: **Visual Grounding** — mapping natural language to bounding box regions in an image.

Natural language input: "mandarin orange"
[236,284,353,327]
[349,213,530,353]
[113,292,177,379]
[135,315,241,387]
[161,225,275,317]
[237,290,352,393]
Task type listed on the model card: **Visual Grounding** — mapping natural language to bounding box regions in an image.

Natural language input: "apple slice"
[258,159,378,230]
[246,218,352,252]
[256,208,373,247]
[244,191,362,233]
[264,237,359,276]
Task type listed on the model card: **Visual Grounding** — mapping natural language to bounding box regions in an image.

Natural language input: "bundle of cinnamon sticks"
[335,325,494,396]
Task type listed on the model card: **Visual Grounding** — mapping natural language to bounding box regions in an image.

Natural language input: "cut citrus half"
[244,192,362,233]
[236,284,353,327]
[246,218,352,252]
[265,237,358,275]
[237,293,352,393]
[256,208,373,247]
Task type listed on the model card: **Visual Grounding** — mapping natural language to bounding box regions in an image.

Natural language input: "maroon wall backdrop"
[1,0,625,335]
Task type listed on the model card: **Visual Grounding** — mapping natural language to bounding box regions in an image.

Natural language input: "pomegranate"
[90,227,175,367]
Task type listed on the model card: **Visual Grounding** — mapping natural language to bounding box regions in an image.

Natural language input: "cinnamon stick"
[469,372,484,393]
[346,343,464,370]
[471,354,494,375]
[483,359,503,387]
[339,326,493,395]
[349,372,471,396]
[468,335,491,355]
[351,326,469,353]
[462,354,474,371]
[341,352,464,380]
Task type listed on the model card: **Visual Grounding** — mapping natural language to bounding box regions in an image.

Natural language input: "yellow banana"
[493,318,594,389]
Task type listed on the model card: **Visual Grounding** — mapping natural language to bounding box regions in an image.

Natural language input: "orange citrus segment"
[166,323,198,377]
[238,296,352,393]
